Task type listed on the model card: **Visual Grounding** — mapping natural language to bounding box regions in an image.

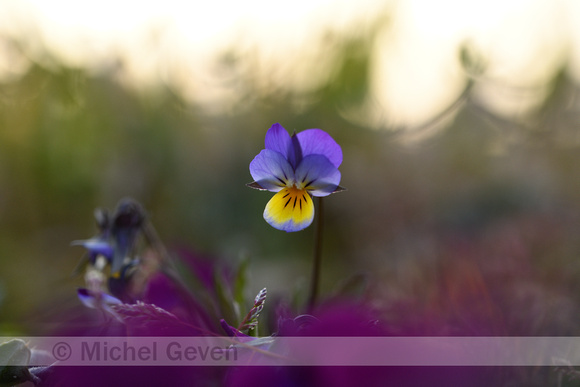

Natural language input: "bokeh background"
[2,0,580,346]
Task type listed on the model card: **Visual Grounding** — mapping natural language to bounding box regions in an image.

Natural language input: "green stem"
[307,197,324,311]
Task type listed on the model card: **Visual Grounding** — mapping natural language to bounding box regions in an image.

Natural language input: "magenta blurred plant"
[49,193,390,386]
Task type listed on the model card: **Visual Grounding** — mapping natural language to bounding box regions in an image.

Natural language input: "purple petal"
[249,149,294,192]
[71,238,114,261]
[287,132,303,169]
[294,154,341,197]
[77,288,122,309]
[77,288,124,322]
[77,288,94,308]
[102,293,123,305]
[264,123,291,158]
[296,129,342,168]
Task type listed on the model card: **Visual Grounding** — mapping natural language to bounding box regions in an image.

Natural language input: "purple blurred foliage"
[225,302,503,387]
[278,301,385,337]
[220,319,251,339]
[143,272,193,324]
[176,247,234,293]
[225,366,503,387]
[111,301,202,336]
[42,366,226,387]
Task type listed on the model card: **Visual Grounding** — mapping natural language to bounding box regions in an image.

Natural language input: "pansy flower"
[248,123,343,232]
[72,198,147,301]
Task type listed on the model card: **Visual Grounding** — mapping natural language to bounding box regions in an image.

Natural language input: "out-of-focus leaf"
[0,340,30,367]
[213,270,236,326]
[112,302,202,336]
[233,257,249,319]
[170,258,220,325]
[0,366,38,387]
[290,278,307,312]
[458,42,486,77]
[0,339,39,387]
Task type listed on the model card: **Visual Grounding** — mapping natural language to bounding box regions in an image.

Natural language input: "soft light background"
[1,0,580,343]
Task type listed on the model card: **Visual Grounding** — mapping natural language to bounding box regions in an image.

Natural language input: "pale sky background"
[0,0,578,128]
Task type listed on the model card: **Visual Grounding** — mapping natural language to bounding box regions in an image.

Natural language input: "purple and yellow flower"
[248,123,343,232]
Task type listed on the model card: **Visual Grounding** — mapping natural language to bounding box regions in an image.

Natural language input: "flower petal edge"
[249,149,295,192]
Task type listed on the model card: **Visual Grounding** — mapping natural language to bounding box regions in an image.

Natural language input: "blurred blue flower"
[72,198,146,301]
[248,123,343,232]
[72,198,145,276]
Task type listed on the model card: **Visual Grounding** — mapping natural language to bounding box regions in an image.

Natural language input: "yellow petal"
[263,187,314,232]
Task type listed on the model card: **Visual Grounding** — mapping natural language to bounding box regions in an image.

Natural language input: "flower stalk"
[308,197,324,311]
